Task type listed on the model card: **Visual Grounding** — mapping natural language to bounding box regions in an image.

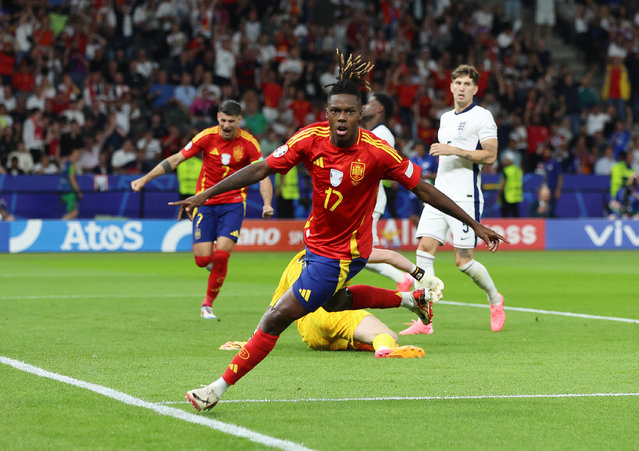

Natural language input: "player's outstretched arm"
[169,159,276,220]
[412,180,508,252]
[259,175,274,218]
[131,152,186,191]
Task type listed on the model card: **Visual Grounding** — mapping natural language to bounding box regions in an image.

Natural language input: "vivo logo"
[584,221,639,247]
[61,221,144,251]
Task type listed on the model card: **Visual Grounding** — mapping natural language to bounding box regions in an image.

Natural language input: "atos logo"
[61,221,144,251]
[584,220,639,247]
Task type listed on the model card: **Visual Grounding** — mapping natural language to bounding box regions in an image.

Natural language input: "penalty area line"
[440,301,639,324]
[156,392,639,405]
[0,356,315,451]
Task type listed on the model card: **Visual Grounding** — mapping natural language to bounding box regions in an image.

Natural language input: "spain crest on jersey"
[350,161,365,182]
[330,168,343,187]
[221,153,231,165]
[233,145,243,162]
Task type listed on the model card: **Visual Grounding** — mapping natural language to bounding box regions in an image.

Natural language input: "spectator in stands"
[594,145,617,176]
[160,125,181,160]
[585,103,611,138]
[528,184,552,217]
[609,120,631,159]
[525,113,549,173]
[213,35,236,91]
[33,153,59,175]
[59,119,84,160]
[174,72,197,112]
[259,128,282,158]
[8,141,33,174]
[7,155,23,175]
[137,129,162,172]
[111,138,139,174]
[601,57,630,122]
[536,144,563,217]
[92,150,112,175]
[148,69,175,110]
[22,108,45,163]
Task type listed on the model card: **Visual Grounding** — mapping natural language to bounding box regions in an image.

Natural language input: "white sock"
[210,377,230,396]
[458,259,500,304]
[399,290,431,308]
[365,262,405,283]
[416,250,435,276]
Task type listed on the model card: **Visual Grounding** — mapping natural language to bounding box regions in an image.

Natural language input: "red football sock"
[194,255,212,268]
[203,250,230,307]
[222,328,279,385]
[348,285,402,310]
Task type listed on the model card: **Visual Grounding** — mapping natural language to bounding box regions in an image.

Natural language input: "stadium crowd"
[0,0,638,196]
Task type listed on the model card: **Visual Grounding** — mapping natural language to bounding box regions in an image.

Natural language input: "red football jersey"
[266,122,421,260]
[181,126,262,205]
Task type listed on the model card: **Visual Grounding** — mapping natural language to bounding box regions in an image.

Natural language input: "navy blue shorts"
[291,248,367,312]
[192,203,245,244]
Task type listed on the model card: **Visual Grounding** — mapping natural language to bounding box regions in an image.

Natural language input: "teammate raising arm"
[132,100,273,319]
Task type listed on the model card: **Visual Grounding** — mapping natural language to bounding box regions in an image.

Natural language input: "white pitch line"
[0,356,315,451]
[439,301,639,324]
[0,293,200,300]
[156,392,639,405]
[2,295,638,325]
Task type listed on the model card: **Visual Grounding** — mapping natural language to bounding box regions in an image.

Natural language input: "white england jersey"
[435,103,497,203]
[371,123,395,216]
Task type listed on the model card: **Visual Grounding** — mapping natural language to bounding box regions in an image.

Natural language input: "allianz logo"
[584,220,639,247]
[61,221,143,251]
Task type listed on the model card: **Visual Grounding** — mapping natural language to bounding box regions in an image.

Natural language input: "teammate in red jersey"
[131,100,274,319]
[171,51,506,412]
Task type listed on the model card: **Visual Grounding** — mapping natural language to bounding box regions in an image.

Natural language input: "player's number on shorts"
[323,187,343,211]
[462,223,469,233]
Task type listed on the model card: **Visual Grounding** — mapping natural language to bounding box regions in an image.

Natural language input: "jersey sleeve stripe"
[361,134,403,163]
[287,126,330,147]
[193,127,218,143]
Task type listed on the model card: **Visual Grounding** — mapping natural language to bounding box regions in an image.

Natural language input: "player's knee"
[261,308,296,335]
[194,255,211,268]
[323,288,352,312]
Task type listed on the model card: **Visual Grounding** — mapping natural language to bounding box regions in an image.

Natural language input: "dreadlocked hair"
[324,49,374,99]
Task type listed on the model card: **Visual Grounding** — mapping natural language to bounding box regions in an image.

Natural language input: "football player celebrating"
[131,100,274,320]
[171,51,506,412]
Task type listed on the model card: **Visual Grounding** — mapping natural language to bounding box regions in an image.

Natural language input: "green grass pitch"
[1,250,638,450]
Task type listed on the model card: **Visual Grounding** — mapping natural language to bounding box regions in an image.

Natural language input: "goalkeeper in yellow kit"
[221,248,444,358]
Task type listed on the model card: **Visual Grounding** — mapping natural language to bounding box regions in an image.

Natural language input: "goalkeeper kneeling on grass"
[221,248,444,358]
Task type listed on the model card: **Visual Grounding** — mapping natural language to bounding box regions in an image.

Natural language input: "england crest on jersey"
[330,168,343,187]
[221,153,231,165]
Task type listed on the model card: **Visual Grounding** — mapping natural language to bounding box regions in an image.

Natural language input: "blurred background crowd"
[0,0,638,208]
